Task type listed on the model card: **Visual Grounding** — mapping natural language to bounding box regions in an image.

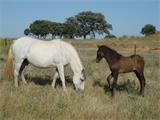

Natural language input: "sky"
[0,0,159,38]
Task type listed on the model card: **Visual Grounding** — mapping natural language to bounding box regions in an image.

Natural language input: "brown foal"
[96,45,146,97]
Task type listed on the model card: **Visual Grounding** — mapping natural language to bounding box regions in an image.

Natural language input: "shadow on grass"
[0,58,5,61]
[93,79,138,95]
[25,75,73,87]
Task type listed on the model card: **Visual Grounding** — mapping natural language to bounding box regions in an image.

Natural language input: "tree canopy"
[75,11,112,39]
[141,24,156,36]
[24,11,112,39]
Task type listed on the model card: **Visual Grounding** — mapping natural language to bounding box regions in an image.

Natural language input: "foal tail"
[2,47,14,80]
[133,55,145,71]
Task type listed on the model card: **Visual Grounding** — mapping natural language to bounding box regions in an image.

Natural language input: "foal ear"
[97,45,100,48]
[100,51,104,56]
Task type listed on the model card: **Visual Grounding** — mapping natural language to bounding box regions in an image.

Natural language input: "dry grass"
[0,35,160,120]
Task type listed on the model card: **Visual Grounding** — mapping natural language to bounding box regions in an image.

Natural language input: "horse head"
[73,69,86,92]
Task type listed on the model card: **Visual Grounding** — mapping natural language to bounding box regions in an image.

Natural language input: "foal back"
[115,55,145,73]
[131,55,145,72]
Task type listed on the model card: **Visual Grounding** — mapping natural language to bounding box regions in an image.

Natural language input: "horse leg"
[19,59,29,84]
[14,61,23,87]
[52,68,59,88]
[14,69,19,87]
[107,73,113,89]
[111,73,118,97]
[57,64,66,90]
[134,70,145,97]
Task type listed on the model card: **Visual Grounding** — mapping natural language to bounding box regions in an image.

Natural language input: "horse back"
[12,37,33,60]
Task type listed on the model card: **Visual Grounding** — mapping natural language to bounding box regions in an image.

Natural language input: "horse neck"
[70,52,83,74]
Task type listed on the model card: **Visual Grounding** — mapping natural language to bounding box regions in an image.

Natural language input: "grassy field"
[0,35,160,120]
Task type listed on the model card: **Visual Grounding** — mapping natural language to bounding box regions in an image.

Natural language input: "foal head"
[96,45,104,63]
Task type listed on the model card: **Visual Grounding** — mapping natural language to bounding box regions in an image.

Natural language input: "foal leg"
[142,72,146,87]
[57,64,66,90]
[107,73,113,89]
[139,72,145,96]
[134,70,145,97]
[52,68,59,88]
[111,73,118,96]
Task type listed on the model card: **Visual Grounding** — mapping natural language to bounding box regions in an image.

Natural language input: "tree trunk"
[70,35,74,39]
[52,34,55,39]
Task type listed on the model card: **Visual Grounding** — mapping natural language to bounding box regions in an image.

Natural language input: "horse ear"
[81,69,86,80]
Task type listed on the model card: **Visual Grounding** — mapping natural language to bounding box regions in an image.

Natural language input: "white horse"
[4,37,85,91]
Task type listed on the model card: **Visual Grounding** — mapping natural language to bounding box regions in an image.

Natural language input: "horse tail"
[2,47,14,80]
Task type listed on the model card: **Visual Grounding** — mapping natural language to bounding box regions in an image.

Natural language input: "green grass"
[0,35,160,120]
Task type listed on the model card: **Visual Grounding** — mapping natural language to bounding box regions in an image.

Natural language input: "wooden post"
[4,38,7,46]
[134,44,136,55]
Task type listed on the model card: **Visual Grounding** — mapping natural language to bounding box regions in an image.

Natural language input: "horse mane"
[101,45,122,57]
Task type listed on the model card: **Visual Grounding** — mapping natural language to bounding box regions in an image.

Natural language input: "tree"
[48,22,65,39]
[75,11,112,39]
[49,22,58,39]
[104,34,116,39]
[24,28,30,36]
[24,11,113,39]
[29,20,51,38]
[54,23,65,38]
[64,17,80,39]
[141,24,156,36]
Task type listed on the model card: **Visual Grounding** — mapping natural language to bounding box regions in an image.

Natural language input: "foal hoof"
[111,92,115,97]
[140,93,144,97]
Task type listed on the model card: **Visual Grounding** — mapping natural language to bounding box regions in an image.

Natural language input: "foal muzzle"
[96,59,100,63]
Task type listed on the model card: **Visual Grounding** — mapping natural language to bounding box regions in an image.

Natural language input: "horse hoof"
[23,82,27,84]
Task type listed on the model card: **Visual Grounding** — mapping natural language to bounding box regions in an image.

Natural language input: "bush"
[141,24,156,36]
[104,34,116,39]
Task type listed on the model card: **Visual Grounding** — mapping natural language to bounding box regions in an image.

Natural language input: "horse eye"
[81,78,84,82]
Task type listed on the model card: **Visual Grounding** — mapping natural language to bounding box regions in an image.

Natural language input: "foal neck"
[103,47,122,66]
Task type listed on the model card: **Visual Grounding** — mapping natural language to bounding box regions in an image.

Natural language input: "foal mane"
[101,45,122,57]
